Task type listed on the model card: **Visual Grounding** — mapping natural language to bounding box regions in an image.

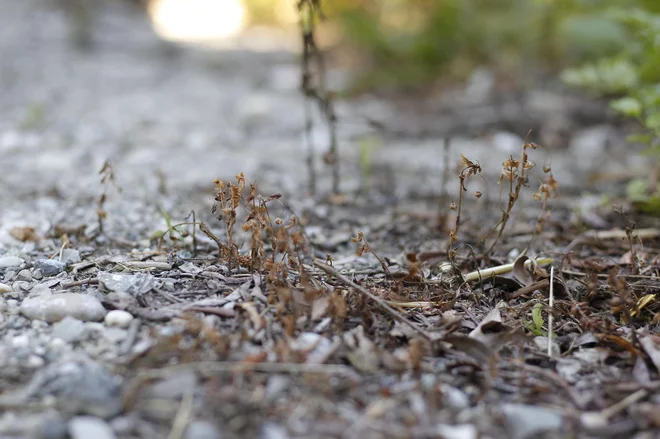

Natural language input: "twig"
[139,360,360,379]
[384,300,445,308]
[600,388,648,420]
[548,266,554,357]
[313,260,432,340]
[564,227,660,253]
[167,390,193,439]
[62,278,99,289]
[425,256,554,284]
[465,257,554,282]
[517,362,585,409]
[561,269,658,280]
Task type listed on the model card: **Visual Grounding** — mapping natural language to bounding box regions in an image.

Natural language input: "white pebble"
[0,283,11,293]
[12,334,30,348]
[20,293,106,322]
[69,416,116,439]
[26,355,44,368]
[104,310,134,329]
[0,256,24,268]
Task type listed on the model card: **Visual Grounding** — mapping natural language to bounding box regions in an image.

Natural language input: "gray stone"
[144,370,198,400]
[102,327,128,343]
[52,316,87,343]
[22,355,123,418]
[27,355,45,368]
[0,256,24,268]
[40,416,70,439]
[69,416,116,439]
[184,420,223,439]
[17,269,32,281]
[501,404,563,439]
[61,249,82,265]
[34,259,66,277]
[20,293,107,322]
[109,416,137,435]
[98,272,155,297]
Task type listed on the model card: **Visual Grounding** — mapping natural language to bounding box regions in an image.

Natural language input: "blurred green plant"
[562,8,660,214]
[324,0,638,90]
[243,0,640,90]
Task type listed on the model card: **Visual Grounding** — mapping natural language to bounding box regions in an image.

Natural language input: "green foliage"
[525,303,546,336]
[561,6,660,211]
[327,0,641,90]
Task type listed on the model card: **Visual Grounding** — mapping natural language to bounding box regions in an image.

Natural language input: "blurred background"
[1,0,659,214]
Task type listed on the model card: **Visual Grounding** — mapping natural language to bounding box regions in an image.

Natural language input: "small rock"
[104,310,133,329]
[144,370,198,400]
[40,416,70,439]
[0,256,24,268]
[23,355,123,418]
[52,316,87,342]
[69,416,116,439]
[12,281,30,292]
[34,259,66,277]
[40,417,70,439]
[33,269,43,280]
[0,283,11,293]
[109,416,137,435]
[436,424,478,439]
[501,404,563,439]
[98,272,155,297]
[102,327,128,343]
[21,293,107,322]
[12,334,30,348]
[61,249,81,265]
[184,420,223,439]
[27,355,45,368]
[17,269,32,281]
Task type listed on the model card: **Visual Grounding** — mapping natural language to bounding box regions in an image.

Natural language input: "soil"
[1,1,659,439]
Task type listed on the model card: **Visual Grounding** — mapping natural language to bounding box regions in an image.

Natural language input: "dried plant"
[298,0,340,195]
[96,160,121,236]
[447,154,483,263]
[352,230,392,277]
[483,136,539,256]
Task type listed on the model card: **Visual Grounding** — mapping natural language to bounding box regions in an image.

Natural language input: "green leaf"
[645,112,660,133]
[531,303,545,333]
[611,97,642,117]
[159,205,172,229]
[626,178,649,200]
[626,133,654,144]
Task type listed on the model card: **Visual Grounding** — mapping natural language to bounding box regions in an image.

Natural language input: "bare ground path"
[1,1,660,439]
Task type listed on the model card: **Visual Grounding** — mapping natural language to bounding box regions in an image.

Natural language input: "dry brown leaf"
[10,226,40,242]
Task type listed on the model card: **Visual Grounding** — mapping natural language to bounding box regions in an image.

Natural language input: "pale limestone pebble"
[20,293,106,323]
[69,416,116,439]
[26,355,45,368]
[103,310,133,329]
[0,283,11,293]
[0,256,24,268]
[12,333,30,348]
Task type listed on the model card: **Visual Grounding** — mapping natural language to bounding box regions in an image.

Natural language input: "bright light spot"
[149,0,246,42]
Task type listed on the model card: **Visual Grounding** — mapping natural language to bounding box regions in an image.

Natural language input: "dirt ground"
[1,1,660,439]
